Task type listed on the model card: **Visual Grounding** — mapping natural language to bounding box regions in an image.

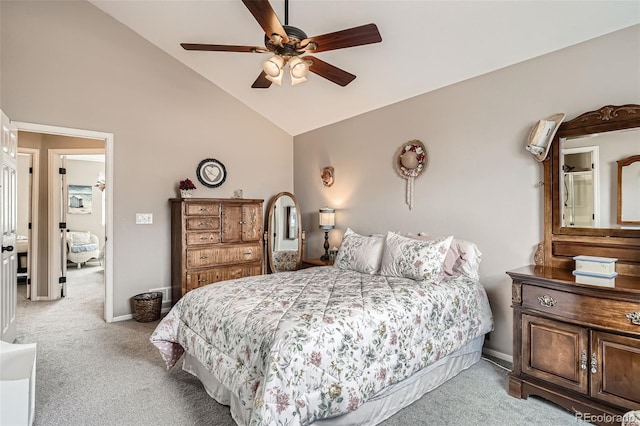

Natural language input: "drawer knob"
[580,350,587,370]
[199,256,209,260]
[537,295,556,308]
[626,311,640,326]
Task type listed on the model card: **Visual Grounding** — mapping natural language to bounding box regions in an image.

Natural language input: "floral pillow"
[411,233,482,280]
[334,228,385,274]
[379,231,453,281]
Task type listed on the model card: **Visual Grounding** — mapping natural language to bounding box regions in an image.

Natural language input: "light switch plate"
[136,213,153,224]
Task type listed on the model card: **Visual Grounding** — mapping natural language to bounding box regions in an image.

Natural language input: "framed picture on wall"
[68,184,93,215]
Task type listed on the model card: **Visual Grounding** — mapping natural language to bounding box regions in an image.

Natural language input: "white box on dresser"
[573,255,617,275]
[572,270,618,287]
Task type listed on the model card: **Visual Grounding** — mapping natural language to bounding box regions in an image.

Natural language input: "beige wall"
[2,1,293,312]
[293,25,640,358]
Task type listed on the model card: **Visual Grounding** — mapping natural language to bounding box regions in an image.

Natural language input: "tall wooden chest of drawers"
[170,198,264,303]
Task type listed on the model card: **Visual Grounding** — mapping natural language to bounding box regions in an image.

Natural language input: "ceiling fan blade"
[181,43,267,53]
[303,56,356,87]
[302,23,381,53]
[242,0,289,43]
[251,71,273,89]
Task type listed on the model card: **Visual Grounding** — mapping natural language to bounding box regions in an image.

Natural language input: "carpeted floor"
[13,267,581,426]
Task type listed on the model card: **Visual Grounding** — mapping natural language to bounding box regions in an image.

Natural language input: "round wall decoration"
[395,140,427,210]
[196,158,227,188]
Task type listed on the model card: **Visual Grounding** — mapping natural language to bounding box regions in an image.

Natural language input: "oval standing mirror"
[266,192,302,273]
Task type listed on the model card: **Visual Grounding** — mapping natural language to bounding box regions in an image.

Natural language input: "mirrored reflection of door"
[561,148,599,228]
[564,172,594,227]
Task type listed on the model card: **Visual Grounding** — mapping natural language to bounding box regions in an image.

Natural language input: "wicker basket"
[132,292,163,322]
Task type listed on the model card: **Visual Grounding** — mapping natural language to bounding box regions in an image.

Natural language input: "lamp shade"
[289,57,309,78]
[263,55,285,77]
[319,207,335,230]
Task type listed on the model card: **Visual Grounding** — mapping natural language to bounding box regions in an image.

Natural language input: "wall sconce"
[94,178,105,192]
[319,207,335,260]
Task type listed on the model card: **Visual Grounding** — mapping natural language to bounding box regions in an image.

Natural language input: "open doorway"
[16,149,39,300]
[57,152,106,299]
[13,121,114,322]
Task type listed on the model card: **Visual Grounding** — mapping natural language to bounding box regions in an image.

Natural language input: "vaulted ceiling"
[90,1,640,136]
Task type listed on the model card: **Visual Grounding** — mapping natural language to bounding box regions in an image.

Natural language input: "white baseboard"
[112,306,171,323]
[112,313,133,322]
[482,347,513,364]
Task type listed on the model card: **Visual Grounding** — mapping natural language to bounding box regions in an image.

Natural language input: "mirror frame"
[550,104,640,238]
[617,155,640,225]
[266,191,302,273]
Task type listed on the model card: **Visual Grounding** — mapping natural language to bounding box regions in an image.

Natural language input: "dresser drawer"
[185,203,220,216]
[186,216,220,231]
[186,262,263,291]
[186,231,221,245]
[522,284,640,335]
[187,243,262,268]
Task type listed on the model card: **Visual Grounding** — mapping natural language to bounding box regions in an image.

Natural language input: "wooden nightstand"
[301,258,334,269]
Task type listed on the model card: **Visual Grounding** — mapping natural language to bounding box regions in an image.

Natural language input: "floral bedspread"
[151,266,493,426]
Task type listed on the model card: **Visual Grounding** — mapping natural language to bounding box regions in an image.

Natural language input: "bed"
[151,230,494,426]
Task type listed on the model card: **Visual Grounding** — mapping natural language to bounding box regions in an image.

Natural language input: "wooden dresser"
[507,266,640,422]
[170,198,263,303]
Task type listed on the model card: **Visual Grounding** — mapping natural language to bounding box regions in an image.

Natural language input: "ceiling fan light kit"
[181,0,382,89]
[262,54,309,86]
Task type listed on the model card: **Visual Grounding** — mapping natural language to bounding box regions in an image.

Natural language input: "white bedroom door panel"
[48,153,67,299]
[1,110,18,342]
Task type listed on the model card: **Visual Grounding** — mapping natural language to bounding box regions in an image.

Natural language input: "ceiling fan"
[181,0,382,88]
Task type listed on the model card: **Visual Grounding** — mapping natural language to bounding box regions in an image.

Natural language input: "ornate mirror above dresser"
[266,192,302,273]
[544,104,640,275]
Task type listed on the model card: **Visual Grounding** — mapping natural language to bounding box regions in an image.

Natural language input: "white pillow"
[334,228,385,274]
[411,233,482,280]
[379,231,453,281]
[70,231,92,245]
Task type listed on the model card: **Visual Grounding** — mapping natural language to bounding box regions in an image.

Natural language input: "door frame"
[16,148,39,300]
[12,121,114,322]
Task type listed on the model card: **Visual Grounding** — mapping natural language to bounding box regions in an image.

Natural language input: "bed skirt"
[182,335,485,426]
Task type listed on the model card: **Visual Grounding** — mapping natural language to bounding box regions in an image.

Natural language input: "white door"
[1,110,18,342]
[49,153,67,298]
